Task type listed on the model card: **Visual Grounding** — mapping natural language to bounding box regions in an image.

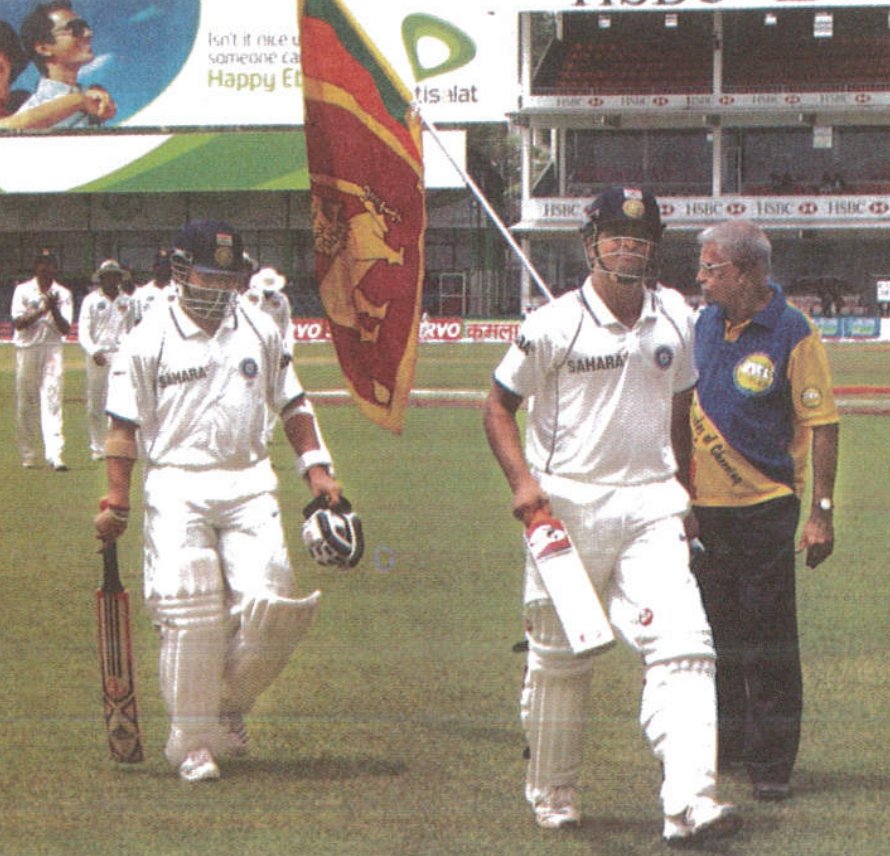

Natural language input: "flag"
[299,0,425,433]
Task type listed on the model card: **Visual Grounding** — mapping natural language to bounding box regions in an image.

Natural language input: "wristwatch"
[817,497,834,512]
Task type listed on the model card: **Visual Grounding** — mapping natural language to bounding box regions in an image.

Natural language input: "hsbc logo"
[798,202,818,215]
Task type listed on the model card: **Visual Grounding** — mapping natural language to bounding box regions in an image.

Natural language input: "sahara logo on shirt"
[158,365,209,388]
[733,352,775,395]
[567,350,627,374]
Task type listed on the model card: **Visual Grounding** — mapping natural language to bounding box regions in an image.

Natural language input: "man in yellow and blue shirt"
[690,219,839,803]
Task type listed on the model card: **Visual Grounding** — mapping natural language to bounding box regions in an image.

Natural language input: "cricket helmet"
[580,186,664,281]
[172,219,249,321]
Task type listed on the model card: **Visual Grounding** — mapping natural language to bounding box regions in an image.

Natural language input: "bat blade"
[525,515,616,655]
[97,543,144,764]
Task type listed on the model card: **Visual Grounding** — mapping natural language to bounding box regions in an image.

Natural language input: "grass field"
[0,341,887,855]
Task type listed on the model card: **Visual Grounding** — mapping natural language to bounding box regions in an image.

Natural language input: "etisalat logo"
[401,13,478,104]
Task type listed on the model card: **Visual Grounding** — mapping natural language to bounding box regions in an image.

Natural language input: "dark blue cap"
[583,186,663,240]
[173,220,245,274]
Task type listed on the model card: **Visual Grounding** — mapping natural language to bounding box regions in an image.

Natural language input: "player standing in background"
[245,267,294,351]
[134,249,175,323]
[690,219,840,802]
[11,247,72,471]
[244,266,295,441]
[483,186,741,847]
[94,219,358,783]
[78,258,136,461]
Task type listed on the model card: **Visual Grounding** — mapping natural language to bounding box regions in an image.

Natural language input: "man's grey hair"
[697,220,771,275]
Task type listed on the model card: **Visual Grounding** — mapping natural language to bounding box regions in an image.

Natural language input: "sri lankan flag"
[299,0,425,433]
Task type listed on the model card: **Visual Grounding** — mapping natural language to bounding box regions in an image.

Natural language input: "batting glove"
[95,497,129,543]
[302,495,364,569]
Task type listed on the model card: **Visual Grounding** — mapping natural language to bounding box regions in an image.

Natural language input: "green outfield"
[0,342,887,855]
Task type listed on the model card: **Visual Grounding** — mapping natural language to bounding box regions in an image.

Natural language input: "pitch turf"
[0,342,886,855]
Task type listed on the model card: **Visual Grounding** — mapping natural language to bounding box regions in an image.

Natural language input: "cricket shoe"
[663,797,742,847]
[178,748,220,783]
[532,785,581,829]
[218,713,250,758]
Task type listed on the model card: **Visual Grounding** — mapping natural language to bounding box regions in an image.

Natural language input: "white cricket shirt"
[106,301,303,469]
[78,288,135,356]
[494,278,697,485]
[10,278,73,348]
[135,281,176,322]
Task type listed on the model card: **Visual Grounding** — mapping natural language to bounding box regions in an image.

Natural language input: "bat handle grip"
[102,542,124,593]
[526,508,556,531]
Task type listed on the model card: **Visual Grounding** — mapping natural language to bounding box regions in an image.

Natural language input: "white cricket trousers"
[141,462,303,766]
[522,473,719,817]
[84,357,111,456]
[15,343,64,465]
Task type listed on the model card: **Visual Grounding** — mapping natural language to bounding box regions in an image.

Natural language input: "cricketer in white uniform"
[78,259,136,460]
[11,248,73,470]
[94,220,345,783]
[242,267,295,441]
[483,187,741,847]
[134,249,175,323]
[244,267,294,349]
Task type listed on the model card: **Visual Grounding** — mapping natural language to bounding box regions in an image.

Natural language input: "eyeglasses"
[698,260,734,274]
[52,18,91,38]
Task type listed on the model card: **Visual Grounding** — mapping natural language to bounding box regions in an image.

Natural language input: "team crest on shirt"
[240,357,259,379]
[654,345,674,369]
[734,352,775,395]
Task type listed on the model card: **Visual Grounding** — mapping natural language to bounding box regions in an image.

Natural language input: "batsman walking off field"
[483,187,741,847]
[94,219,361,782]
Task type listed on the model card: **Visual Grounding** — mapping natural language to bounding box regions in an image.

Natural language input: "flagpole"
[420,116,555,304]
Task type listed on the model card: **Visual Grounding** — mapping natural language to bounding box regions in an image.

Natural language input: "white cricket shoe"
[532,785,581,829]
[663,797,742,847]
[218,713,249,758]
[178,748,220,783]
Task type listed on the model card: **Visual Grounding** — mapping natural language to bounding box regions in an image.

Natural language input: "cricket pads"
[302,494,364,569]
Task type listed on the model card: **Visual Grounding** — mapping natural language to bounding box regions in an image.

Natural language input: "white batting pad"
[154,592,228,766]
[221,591,321,715]
[522,600,596,803]
[640,657,718,816]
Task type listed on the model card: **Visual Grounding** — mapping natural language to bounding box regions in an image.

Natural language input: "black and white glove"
[301,495,364,569]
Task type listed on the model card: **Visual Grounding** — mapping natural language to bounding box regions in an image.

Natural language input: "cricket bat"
[525,513,616,655]
[97,542,144,764]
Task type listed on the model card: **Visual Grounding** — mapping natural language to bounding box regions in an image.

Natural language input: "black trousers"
[693,496,803,786]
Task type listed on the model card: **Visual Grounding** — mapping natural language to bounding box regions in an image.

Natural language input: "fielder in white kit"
[483,187,741,846]
[11,247,73,470]
[94,219,362,782]
[78,258,136,460]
